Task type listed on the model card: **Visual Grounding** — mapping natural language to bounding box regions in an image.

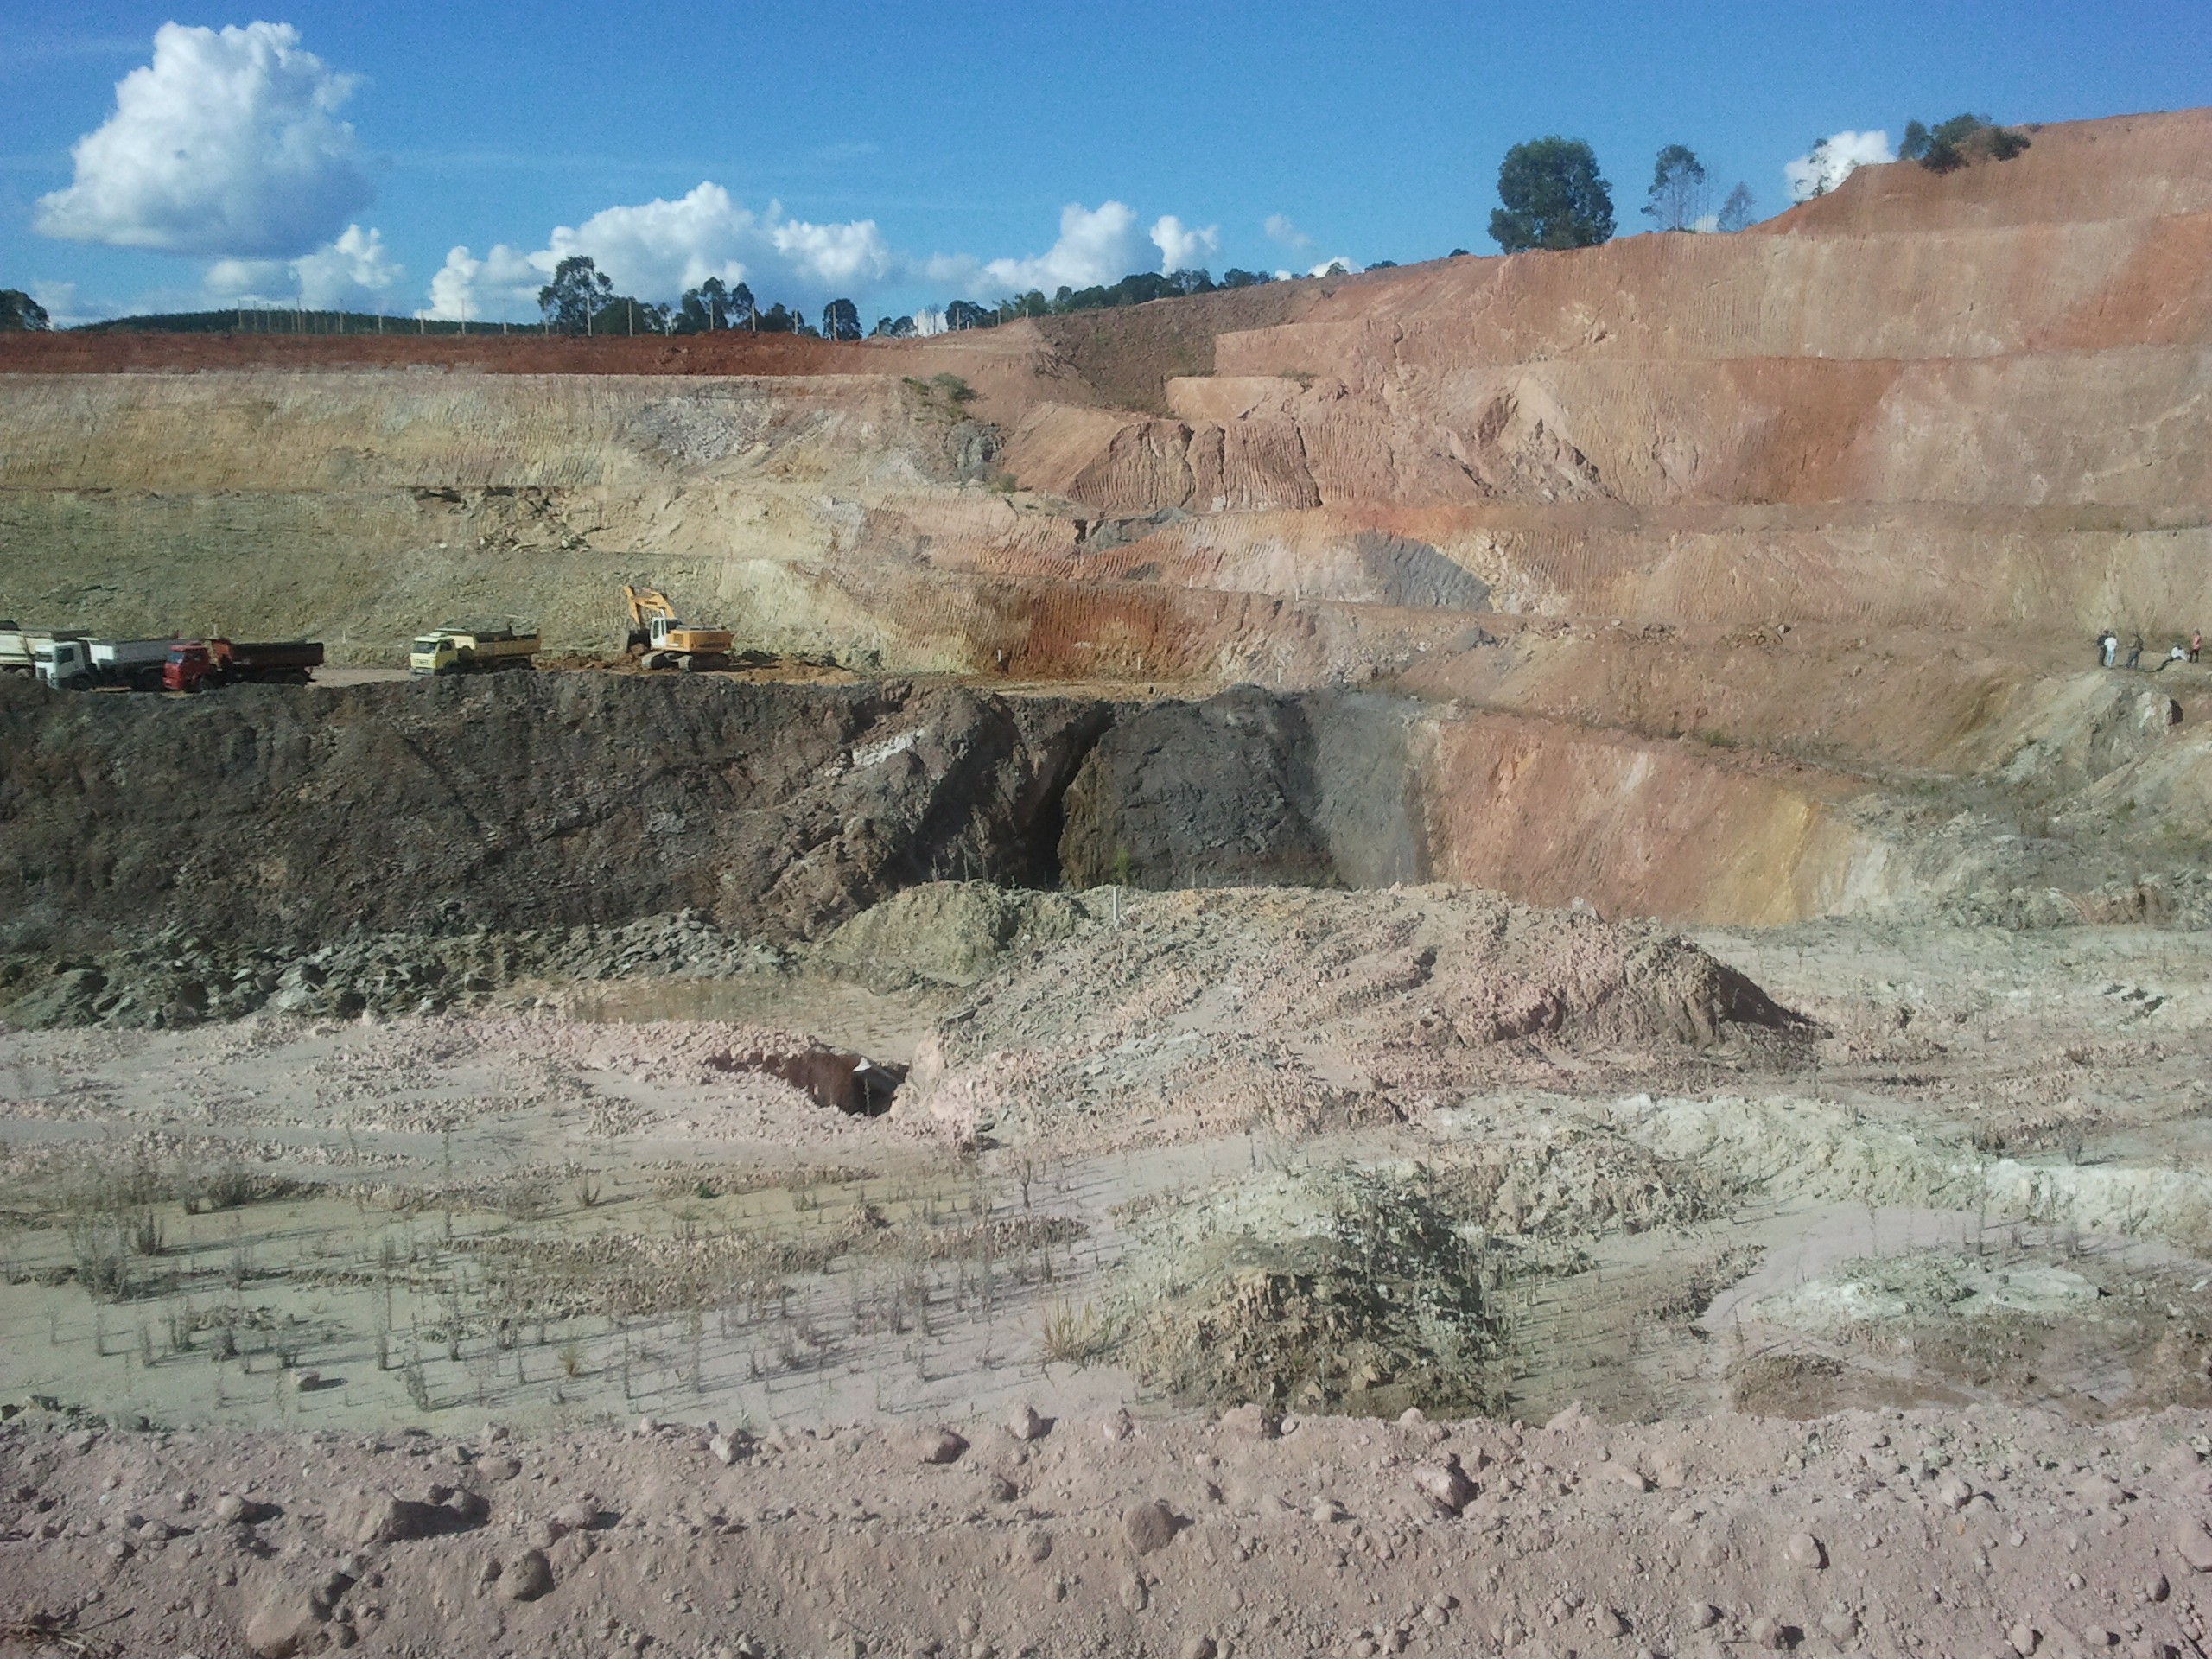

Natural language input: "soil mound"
[899,885,1804,1146]
[812,880,1092,991]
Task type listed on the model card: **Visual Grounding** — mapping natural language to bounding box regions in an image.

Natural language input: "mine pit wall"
[0,369,985,667]
[0,673,1944,951]
[1054,690,1911,926]
[0,674,1112,951]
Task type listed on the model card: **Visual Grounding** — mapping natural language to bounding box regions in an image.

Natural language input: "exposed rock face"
[1058,686,1427,891]
[0,674,1109,950]
[10,112,2208,670]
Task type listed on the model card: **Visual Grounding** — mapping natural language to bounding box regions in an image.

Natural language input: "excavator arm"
[623,585,675,628]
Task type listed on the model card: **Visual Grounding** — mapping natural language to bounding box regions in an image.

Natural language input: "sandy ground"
[9,1397,2212,1659]
[3,910,2211,1655]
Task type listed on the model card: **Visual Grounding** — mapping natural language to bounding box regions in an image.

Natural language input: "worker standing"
[2192,628,2203,664]
[2127,632,2145,669]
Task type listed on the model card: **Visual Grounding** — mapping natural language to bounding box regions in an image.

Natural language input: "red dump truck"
[162,638,324,692]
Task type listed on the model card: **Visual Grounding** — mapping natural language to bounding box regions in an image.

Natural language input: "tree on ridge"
[1643,144,1709,232]
[1490,137,1615,253]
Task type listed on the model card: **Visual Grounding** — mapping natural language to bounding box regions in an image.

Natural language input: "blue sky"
[6,0,2210,325]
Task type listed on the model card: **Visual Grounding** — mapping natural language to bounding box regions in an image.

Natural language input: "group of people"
[2098,627,2202,670]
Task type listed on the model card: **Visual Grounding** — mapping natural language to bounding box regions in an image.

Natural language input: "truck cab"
[164,641,215,692]
[35,639,92,689]
[409,633,462,675]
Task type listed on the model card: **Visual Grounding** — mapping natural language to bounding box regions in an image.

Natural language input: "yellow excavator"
[623,585,734,671]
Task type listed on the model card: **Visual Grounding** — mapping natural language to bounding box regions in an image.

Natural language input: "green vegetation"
[41,250,1319,341]
[1641,146,1754,233]
[76,308,493,334]
[899,372,979,423]
[1900,114,2031,173]
[538,254,673,336]
[672,276,753,334]
[1643,143,1709,232]
[1491,136,1615,252]
[1128,1167,1505,1416]
[868,264,1287,339]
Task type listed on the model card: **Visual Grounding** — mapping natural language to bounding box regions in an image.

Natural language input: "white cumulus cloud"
[420,182,895,320]
[1263,213,1313,251]
[416,190,1217,320]
[27,281,93,329]
[423,244,543,322]
[542,183,753,297]
[980,201,1143,295]
[292,224,403,308]
[35,22,373,258]
[1786,130,1895,202]
[203,223,404,310]
[770,214,894,288]
[1150,214,1219,272]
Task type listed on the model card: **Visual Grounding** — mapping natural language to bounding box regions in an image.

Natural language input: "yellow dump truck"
[408,624,539,676]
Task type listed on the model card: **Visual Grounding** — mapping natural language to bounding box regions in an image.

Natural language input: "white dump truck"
[0,622,83,675]
[34,636,179,691]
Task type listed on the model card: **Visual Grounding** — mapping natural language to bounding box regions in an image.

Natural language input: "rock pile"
[898,884,1808,1145]
[0,910,783,1029]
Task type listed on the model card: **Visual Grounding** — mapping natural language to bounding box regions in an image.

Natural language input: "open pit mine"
[3,110,2212,1659]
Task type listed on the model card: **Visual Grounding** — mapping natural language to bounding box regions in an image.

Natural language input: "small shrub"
[67,1223,130,1300]
[500,1164,555,1222]
[1038,1300,1106,1366]
[1900,114,2031,174]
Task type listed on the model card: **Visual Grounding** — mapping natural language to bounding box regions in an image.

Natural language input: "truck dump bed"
[229,640,325,671]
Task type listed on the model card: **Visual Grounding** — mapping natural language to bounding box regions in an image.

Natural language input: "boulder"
[1783,1531,1826,1569]
[917,1427,969,1465]
[503,1548,554,1602]
[1411,1459,1476,1516]
[1124,1499,1178,1554]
